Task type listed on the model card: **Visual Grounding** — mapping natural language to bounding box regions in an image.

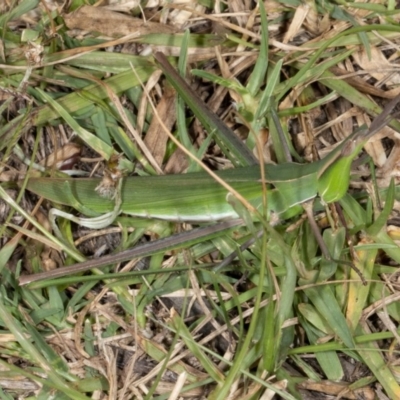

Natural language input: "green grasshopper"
[19,53,400,284]
[25,96,400,223]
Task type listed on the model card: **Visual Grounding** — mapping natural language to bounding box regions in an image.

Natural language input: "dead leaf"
[64,5,178,37]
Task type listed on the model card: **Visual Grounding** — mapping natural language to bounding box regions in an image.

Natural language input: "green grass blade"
[154,52,258,167]
[36,88,113,160]
[304,286,355,349]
